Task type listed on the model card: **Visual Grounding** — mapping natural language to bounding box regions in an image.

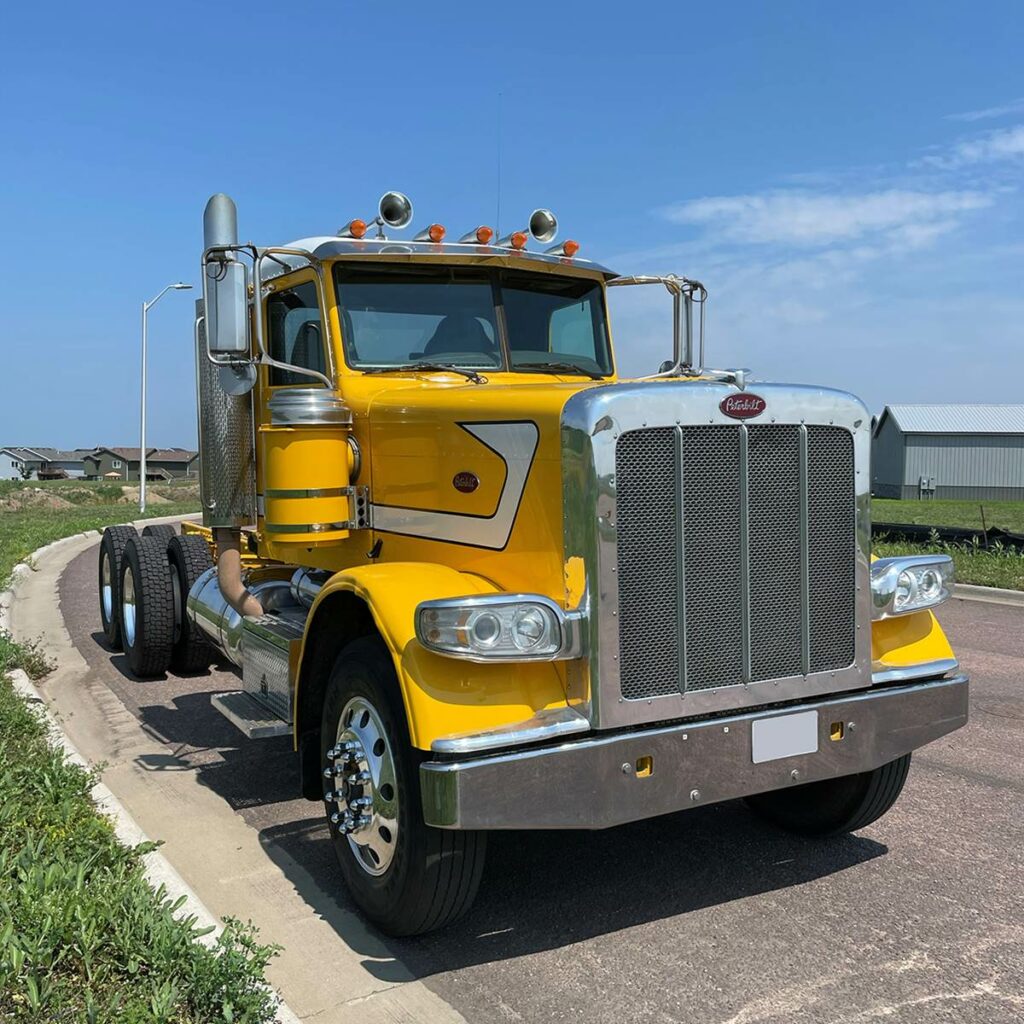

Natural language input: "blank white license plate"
[751,710,819,764]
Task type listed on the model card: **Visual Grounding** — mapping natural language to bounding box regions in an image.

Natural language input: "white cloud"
[923,124,1024,168]
[946,98,1024,122]
[660,189,992,247]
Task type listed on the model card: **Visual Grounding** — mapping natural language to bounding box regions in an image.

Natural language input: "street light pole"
[140,282,192,513]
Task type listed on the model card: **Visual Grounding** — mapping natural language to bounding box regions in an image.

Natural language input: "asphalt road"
[60,547,1023,1023]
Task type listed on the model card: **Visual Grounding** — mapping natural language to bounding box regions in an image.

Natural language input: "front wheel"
[745,754,912,837]
[320,636,486,935]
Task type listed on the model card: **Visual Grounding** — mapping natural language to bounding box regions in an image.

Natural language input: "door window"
[266,281,326,386]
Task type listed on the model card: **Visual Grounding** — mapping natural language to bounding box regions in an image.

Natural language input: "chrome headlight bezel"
[415,594,585,662]
[870,555,954,619]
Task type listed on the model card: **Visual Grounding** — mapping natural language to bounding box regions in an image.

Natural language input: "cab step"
[211,691,291,739]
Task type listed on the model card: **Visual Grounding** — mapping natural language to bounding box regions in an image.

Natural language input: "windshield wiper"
[364,362,487,384]
[515,361,605,380]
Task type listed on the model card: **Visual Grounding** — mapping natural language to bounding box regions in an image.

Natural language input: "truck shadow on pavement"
[255,798,886,978]
[130,687,888,977]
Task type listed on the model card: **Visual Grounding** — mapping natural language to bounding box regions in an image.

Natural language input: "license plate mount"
[751,710,819,764]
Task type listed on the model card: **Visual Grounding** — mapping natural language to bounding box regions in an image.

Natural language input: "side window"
[266,281,326,387]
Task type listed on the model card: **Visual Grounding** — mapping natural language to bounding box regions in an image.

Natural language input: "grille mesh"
[615,429,680,700]
[680,428,743,692]
[748,426,804,681]
[615,423,857,703]
[807,426,857,672]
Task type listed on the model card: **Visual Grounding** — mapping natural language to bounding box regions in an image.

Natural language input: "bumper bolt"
[690,789,701,802]
[790,769,801,782]
[621,762,634,775]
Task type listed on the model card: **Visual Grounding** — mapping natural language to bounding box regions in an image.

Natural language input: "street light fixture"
[140,282,192,513]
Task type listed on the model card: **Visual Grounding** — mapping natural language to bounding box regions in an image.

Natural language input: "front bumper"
[420,674,968,829]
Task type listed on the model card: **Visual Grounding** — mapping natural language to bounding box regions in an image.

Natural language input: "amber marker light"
[476,225,494,244]
[428,223,446,242]
[510,231,528,250]
[347,218,368,239]
[547,239,580,258]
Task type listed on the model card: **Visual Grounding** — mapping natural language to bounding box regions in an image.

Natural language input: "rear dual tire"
[119,536,175,677]
[98,525,139,648]
[104,528,214,677]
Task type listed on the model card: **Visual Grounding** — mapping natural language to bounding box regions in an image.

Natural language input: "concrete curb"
[954,582,1024,607]
[1,518,300,1024]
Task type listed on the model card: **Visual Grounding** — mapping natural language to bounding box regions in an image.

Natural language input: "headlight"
[871,555,954,619]
[416,594,583,661]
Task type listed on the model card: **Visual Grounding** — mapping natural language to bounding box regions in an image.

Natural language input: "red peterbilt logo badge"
[719,393,767,420]
[453,471,480,493]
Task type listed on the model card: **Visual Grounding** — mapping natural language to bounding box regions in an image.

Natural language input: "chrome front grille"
[615,424,856,702]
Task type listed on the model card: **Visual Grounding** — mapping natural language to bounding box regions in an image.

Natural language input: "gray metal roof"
[879,404,1024,435]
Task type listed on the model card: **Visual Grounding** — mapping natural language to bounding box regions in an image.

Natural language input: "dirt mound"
[118,486,171,506]
[0,487,75,511]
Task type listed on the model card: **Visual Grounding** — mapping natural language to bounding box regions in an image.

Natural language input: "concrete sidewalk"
[6,530,466,1024]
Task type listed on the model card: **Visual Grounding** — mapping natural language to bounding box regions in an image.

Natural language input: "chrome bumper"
[420,675,968,830]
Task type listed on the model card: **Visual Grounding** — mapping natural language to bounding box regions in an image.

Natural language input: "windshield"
[334,264,612,375]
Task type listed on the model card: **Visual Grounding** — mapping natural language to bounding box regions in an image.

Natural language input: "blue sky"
[1,1,1022,448]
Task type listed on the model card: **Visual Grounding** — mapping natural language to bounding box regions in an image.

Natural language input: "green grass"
[873,498,1024,534]
[0,670,280,1022]
[872,499,1024,590]
[874,534,1024,591]
[0,506,199,590]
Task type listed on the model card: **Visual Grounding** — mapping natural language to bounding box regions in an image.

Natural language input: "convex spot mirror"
[204,257,249,355]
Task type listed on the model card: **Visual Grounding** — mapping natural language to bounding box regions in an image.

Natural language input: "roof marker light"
[339,218,368,239]
[459,225,495,244]
[546,239,580,258]
[510,231,528,250]
[414,223,447,243]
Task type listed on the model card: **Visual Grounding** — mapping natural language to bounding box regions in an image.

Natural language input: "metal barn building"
[872,404,1024,500]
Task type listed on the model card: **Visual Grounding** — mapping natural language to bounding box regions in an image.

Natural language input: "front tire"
[746,754,912,836]
[320,636,486,935]
[98,525,138,649]
[119,536,175,678]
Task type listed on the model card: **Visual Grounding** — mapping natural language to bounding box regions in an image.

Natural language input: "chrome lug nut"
[346,769,372,786]
[350,795,373,813]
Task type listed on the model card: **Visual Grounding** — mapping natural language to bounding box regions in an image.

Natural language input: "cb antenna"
[496,90,503,237]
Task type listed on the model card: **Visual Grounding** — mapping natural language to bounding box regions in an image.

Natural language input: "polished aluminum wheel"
[122,566,137,648]
[101,550,113,622]
[328,696,399,877]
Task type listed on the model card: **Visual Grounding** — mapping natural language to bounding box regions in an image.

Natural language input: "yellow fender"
[295,562,569,750]
[871,609,955,672]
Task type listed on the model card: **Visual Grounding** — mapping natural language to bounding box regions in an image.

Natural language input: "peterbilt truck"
[97,191,968,936]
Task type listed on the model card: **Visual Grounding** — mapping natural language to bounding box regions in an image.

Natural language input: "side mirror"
[204,257,249,355]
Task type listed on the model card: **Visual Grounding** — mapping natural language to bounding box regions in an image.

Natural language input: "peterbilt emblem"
[720,393,766,420]
[453,471,479,493]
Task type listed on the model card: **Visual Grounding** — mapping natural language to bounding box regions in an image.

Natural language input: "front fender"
[296,562,569,750]
[871,607,956,673]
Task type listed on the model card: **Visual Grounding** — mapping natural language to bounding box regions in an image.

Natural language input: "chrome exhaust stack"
[197,194,262,616]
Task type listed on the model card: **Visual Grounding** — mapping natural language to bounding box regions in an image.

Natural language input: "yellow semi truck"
[97,192,967,935]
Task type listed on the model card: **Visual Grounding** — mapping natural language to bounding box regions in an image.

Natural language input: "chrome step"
[211,690,291,739]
